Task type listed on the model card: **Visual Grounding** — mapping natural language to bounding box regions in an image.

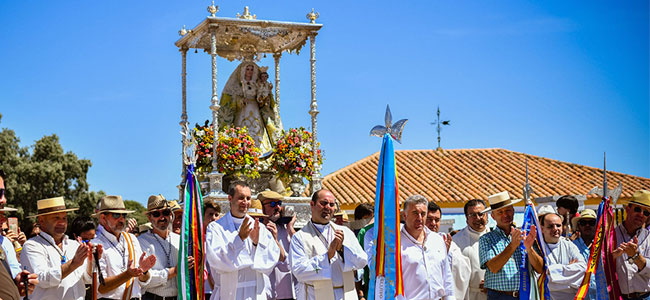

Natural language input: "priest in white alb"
[290,189,368,300]
[205,181,280,300]
[453,199,491,300]
[401,195,454,300]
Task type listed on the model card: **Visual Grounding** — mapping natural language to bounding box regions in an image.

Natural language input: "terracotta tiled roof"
[323,148,650,206]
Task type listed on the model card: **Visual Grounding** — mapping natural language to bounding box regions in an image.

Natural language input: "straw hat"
[247,199,268,217]
[92,195,134,217]
[146,194,169,212]
[537,205,557,216]
[628,190,650,208]
[0,206,17,213]
[28,197,78,218]
[334,210,349,222]
[168,200,183,212]
[257,190,284,202]
[571,209,597,229]
[482,191,522,213]
[138,222,153,233]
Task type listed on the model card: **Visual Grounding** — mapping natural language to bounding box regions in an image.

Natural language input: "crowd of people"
[1,168,649,300]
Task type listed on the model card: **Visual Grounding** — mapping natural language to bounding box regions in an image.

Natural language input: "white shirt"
[614,224,650,294]
[542,238,586,300]
[91,225,152,299]
[20,232,90,300]
[446,236,471,300]
[137,230,179,297]
[205,213,280,300]
[453,226,490,300]
[290,221,368,300]
[269,223,296,299]
[401,226,454,300]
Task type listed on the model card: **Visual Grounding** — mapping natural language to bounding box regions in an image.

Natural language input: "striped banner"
[368,133,404,300]
[177,165,205,300]
[574,199,606,300]
[519,203,550,300]
[602,200,622,300]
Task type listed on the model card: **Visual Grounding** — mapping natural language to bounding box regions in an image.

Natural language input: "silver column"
[309,33,322,193]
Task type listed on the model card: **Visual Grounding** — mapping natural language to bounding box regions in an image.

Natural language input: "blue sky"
[1,1,648,205]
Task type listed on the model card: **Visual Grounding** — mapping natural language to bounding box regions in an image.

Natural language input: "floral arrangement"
[215,126,261,178]
[192,120,215,174]
[273,127,323,180]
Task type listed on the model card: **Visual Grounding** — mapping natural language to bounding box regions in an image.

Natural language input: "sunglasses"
[578,219,596,227]
[150,209,172,218]
[0,188,4,198]
[467,212,485,218]
[633,206,650,217]
[264,201,282,208]
[103,212,127,219]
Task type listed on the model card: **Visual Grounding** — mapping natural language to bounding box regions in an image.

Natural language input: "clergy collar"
[467,226,488,235]
[230,211,246,220]
[312,221,330,233]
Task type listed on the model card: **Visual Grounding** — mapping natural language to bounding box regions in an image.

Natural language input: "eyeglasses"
[0,188,4,198]
[264,201,282,208]
[633,206,650,217]
[467,212,485,218]
[150,209,172,218]
[578,219,596,227]
[104,212,127,219]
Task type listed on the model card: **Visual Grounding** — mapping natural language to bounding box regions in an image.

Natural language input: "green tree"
[124,200,148,225]
[0,114,99,228]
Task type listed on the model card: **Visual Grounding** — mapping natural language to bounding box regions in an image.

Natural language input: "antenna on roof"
[430,106,451,151]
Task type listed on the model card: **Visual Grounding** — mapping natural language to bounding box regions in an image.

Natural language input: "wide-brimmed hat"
[92,195,135,217]
[537,205,557,216]
[482,191,522,213]
[247,199,268,217]
[257,190,284,202]
[334,210,349,222]
[0,206,17,213]
[627,190,650,208]
[571,209,597,229]
[146,194,169,212]
[168,200,183,212]
[28,197,78,218]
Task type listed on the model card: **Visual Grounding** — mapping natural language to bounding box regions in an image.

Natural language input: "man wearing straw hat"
[92,195,156,300]
[612,190,650,300]
[20,196,101,299]
[572,209,606,300]
[138,194,188,300]
[205,181,280,300]
[478,191,536,300]
[259,190,295,300]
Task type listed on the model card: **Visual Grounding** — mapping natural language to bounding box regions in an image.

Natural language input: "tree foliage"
[124,200,149,225]
[0,114,101,228]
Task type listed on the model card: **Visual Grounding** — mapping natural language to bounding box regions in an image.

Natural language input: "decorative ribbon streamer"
[602,199,622,300]
[178,165,205,300]
[574,199,606,300]
[518,203,550,300]
[368,134,404,300]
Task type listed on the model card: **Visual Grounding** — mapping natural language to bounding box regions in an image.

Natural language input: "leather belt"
[305,283,344,289]
[488,289,519,298]
[143,292,177,300]
[622,292,650,299]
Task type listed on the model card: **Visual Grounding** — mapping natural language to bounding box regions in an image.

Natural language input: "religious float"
[175,3,324,226]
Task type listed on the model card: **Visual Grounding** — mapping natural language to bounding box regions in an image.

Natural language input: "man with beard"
[479,191,536,300]
[92,195,157,300]
[572,209,606,300]
[205,181,280,300]
[612,190,650,299]
[425,200,471,300]
[290,189,368,300]
[138,195,190,300]
[259,190,296,300]
[453,199,491,300]
[528,213,586,299]
[20,197,99,299]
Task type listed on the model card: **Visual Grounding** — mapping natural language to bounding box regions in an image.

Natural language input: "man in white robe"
[205,181,280,300]
[402,195,455,299]
[528,212,586,300]
[426,201,471,300]
[290,189,368,300]
[453,199,491,300]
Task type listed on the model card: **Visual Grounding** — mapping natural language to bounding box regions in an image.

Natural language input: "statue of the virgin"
[219,61,283,156]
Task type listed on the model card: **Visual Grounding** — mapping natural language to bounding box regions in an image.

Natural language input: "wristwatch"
[627,252,640,264]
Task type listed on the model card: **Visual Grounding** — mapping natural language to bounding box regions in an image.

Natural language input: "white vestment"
[401,226,454,300]
[542,238,586,300]
[453,226,490,300]
[290,221,368,300]
[446,236,471,300]
[205,212,280,300]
